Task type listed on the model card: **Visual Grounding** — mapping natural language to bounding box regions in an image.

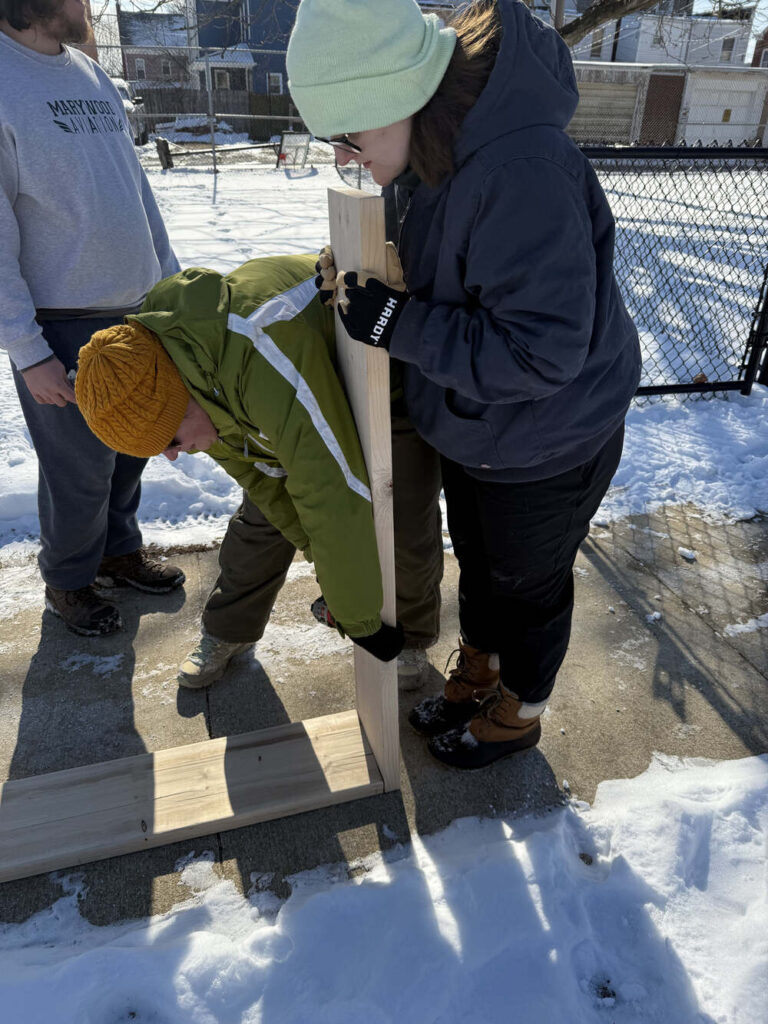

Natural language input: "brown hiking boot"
[44,584,122,636]
[428,685,545,770]
[408,639,500,737]
[96,548,185,594]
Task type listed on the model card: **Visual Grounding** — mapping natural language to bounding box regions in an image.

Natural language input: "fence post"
[742,265,768,394]
[155,138,173,170]
[203,54,218,175]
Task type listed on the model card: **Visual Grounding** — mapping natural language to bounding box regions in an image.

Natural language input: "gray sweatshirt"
[0,31,180,370]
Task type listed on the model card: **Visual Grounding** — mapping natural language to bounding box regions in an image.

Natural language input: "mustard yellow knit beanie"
[75,323,189,458]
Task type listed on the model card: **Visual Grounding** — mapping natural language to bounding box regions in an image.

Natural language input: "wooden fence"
[138,87,298,141]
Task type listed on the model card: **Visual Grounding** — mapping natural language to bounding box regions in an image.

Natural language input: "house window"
[135,57,146,80]
[590,27,604,59]
[762,50,768,68]
[267,72,284,95]
[653,22,664,47]
[214,69,230,90]
[722,108,732,123]
[161,60,172,79]
[720,37,735,62]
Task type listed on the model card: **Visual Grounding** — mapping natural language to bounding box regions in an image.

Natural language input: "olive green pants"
[202,412,443,649]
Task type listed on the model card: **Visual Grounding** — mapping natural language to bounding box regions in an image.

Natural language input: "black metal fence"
[336,146,768,397]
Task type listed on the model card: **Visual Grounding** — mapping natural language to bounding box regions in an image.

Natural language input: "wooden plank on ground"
[327,188,400,792]
[0,709,382,883]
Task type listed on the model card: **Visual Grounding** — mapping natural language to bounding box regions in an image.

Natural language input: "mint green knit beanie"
[286,0,457,137]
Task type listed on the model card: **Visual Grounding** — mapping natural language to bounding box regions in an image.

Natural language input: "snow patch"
[60,653,124,676]
[724,612,768,636]
[0,756,765,1023]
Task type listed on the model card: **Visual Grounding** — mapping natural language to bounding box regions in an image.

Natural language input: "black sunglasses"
[316,134,362,155]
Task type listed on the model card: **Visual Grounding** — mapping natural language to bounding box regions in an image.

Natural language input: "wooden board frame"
[0,190,399,884]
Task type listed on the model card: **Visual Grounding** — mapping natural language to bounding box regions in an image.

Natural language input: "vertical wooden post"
[328,188,400,792]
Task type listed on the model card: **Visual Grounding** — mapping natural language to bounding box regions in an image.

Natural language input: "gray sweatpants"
[202,411,444,649]
[11,317,145,590]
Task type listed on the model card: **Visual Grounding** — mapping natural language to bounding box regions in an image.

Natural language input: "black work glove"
[314,245,336,307]
[350,621,405,663]
[336,242,408,351]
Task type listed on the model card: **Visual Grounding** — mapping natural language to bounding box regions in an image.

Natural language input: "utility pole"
[204,53,218,175]
[553,0,566,31]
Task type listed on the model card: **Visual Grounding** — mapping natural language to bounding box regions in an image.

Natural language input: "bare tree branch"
[560,0,669,47]
[560,0,759,48]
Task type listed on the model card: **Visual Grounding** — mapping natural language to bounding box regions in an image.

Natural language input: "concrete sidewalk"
[0,504,766,927]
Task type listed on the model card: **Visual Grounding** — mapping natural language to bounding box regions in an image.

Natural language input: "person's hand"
[350,621,405,663]
[21,357,77,406]
[336,242,407,350]
[314,245,337,307]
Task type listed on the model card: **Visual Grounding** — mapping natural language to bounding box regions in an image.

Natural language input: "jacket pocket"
[436,390,502,470]
[477,397,541,471]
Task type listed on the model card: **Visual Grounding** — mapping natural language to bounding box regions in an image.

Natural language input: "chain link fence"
[586,147,768,395]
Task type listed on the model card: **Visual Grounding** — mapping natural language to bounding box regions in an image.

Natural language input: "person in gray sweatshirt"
[0,0,185,636]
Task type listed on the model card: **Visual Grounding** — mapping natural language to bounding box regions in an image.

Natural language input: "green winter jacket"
[129,254,383,638]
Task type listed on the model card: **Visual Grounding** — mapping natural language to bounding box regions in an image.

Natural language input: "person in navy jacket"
[288,0,641,769]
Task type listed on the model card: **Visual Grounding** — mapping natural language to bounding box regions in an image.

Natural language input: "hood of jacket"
[128,266,253,448]
[129,267,229,393]
[453,0,579,168]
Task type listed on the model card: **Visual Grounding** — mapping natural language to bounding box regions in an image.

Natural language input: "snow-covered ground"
[1,162,766,557]
[1,162,767,1022]
[0,754,766,1023]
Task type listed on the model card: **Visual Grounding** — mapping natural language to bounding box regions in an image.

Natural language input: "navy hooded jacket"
[388,0,641,481]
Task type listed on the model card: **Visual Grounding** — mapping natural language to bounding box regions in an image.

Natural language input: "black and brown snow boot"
[96,548,185,594]
[427,685,545,770]
[44,584,122,637]
[408,639,500,737]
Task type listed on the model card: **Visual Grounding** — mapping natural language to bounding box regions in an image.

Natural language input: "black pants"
[441,425,624,705]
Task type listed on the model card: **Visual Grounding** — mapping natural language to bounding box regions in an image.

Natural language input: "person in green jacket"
[75,253,406,670]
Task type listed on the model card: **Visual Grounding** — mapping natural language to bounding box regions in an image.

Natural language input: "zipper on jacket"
[398,194,413,258]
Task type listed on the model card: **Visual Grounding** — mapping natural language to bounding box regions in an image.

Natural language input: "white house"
[538,0,754,67]
[569,6,753,67]
[601,10,754,66]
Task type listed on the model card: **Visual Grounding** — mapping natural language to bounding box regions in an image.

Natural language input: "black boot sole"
[427,721,542,771]
[95,571,186,594]
[407,697,477,738]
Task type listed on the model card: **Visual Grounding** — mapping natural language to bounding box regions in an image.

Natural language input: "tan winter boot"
[428,685,545,770]
[178,632,254,689]
[397,648,431,692]
[408,638,500,737]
